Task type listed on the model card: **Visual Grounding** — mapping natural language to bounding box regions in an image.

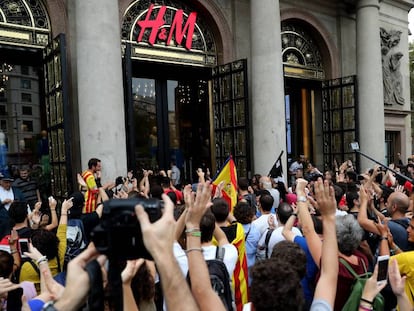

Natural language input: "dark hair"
[251,259,304,311]
[211,198,229,222]
[346,171,357,182]
[8,201,28,224]
[131,262,155,304]
[345,191,359,209]
[68,192,85,219]
[333,184,344,205]
[166,191,177,205]
[312,215,323,235]
[150,184,163,200]
[276,202,293,225]
[0,250,13,278]
[200,211,216,243]
[259,194,273,212]
[271,241,307,279]
[88,158,101,169]
[160,177,171,188]
[277,181,287,202]
[238,177,249,191]
[31,229,59,260]
[233,201,254,224]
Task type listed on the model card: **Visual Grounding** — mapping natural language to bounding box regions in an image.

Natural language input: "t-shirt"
[12,178,38,207]
[310,299,332,311]
[173,242,238,277]
[392,251,414,306]
[81,170,99,214]
[294,236,318,304]
[253,214,278,235]
[334,251,368,311]
[388,218,410,251]
[258,226,303,258]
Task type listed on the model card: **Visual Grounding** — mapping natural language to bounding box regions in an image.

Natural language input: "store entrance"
[284,78,322,166]
[129,61,212,184]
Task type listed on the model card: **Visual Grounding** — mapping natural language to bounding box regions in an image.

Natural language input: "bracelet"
[185,228,200,233]
[36,256,47,265]
[185,248,203,254]
[360,298,373,305]
[379,236,388,241]
[359,304,373,311]
[186,231,201,237]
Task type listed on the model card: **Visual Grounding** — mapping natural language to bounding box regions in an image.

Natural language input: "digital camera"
[90,198,163,260]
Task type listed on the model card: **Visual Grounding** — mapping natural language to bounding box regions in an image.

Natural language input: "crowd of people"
[0,155,413,311]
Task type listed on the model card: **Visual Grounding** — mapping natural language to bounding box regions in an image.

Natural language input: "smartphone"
[18,238,29,257]
[377,255,390,284]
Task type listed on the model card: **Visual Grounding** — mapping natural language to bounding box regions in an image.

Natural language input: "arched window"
[0,0,50,47]
[122,0,217,66]
[282,22,324,80]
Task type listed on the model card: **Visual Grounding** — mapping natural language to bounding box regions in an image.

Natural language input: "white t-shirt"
[0,187,14,210]
[253,214,278,235]
[257,226,303,258]
[173,242,238,278]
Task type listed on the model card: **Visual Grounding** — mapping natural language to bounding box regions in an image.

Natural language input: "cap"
[1,173,14,182]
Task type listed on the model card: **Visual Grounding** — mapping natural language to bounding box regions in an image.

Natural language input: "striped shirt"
[81,170,99,214]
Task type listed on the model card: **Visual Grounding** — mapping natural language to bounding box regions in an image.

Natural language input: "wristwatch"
[296,196,307,203]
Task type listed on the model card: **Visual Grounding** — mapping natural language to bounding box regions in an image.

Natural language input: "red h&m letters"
[137,4,197,50]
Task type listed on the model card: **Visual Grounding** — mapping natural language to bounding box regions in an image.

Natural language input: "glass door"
[130,78,210,184]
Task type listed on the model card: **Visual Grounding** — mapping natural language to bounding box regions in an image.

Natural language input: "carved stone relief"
[380,27,404,106]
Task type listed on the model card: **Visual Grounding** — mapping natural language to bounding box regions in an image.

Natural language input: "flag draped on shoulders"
[212,156,238,211]
[232,223,249,310]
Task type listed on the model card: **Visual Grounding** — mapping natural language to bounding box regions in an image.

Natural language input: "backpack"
[187,247,234,311]
[340,258,384,311]
[256,228,274,261]
[64,218,88,266]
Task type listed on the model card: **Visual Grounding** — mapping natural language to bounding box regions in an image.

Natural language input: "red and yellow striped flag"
[212,156,238,211]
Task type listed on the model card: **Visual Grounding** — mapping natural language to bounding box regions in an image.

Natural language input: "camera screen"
[377,257,389,282]
[19,240,29,255]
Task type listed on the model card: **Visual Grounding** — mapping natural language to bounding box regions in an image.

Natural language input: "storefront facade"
[0,0,412,198]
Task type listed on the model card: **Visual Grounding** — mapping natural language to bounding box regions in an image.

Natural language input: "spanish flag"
[212,156,238,211]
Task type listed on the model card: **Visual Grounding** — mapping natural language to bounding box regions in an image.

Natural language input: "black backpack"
[187,247,234,311]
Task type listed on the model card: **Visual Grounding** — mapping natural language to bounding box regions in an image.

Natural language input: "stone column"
[75,0,127,181]
[356,0,385,170]
[250,0,286,176]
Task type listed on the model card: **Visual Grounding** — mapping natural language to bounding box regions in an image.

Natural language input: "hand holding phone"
[377,255,390,285]
[18,238,29,258]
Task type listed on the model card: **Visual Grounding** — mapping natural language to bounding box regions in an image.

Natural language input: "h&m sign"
[136,4,197,50]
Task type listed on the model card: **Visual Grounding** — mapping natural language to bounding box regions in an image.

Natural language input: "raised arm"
[45,197,58,231]
[135,194,199,311]
[282,203,298,242]
[296,178,322,267]
[185,181,225,311]
[388,258,411,311]
[121,259,143,311]
[357,185,380,235]
[311,178,338,308]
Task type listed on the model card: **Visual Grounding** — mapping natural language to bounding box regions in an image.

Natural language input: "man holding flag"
[212,155,238,211]
[212,156,249,310]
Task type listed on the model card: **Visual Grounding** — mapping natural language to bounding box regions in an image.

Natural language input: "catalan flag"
[212,156,238,211]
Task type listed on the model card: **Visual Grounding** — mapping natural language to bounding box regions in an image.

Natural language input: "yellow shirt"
[19,224,67,293]
[392,251,414,306]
